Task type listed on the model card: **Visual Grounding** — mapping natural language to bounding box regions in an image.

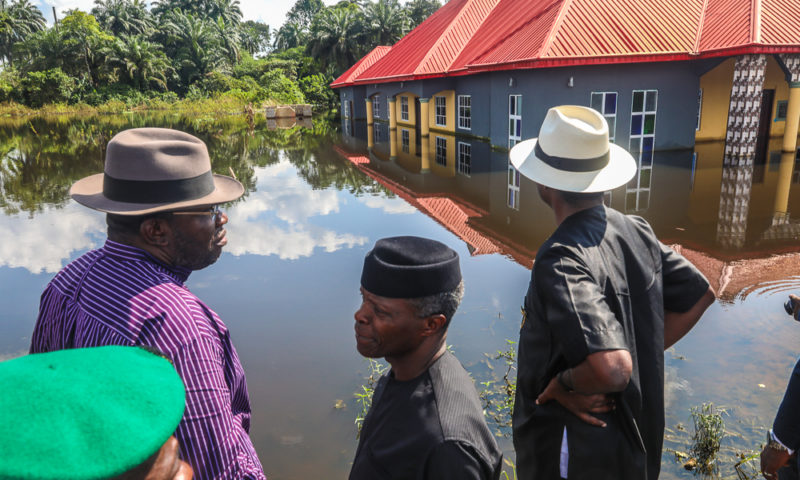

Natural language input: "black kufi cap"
[361,236,461,298]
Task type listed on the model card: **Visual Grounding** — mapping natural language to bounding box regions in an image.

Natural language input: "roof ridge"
[693,0,710,54]
[442,0,501,72]
[463,0,563,68]
[539,0,573,58]
[416,0,484,74]
[751,0,761,44]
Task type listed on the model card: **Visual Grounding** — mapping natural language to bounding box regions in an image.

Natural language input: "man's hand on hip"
[536,375,615,428]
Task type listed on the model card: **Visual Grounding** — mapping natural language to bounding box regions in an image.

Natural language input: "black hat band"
[535,142,610,172]
[103,170,215,204]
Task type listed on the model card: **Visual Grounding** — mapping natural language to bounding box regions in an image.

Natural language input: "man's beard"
[172,228,222,271]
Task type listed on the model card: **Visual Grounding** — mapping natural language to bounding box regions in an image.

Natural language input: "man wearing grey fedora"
[350,236,503,479]
[30,128,265,480]
[509,106,715,480]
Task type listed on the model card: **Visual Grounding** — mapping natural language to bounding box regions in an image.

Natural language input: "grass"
[0,95,312,117]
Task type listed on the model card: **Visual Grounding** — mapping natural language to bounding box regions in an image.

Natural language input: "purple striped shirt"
[31,240,266,480]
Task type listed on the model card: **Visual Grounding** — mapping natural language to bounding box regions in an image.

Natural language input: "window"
[457,142,471,175]
[696,88,703,130]
[626,90,658,212]
[458,95,471,130]
[343,100,350,118]
[401,129,410,153]
[507,160,520,210]
[591,92,618,142]
[374,123,384,143]
[400,96,409,121]
[435,96,447,127]
[776,100,788,122]
[793,148,800,184]
[435,137,447,165]
[509,95,522,147]
[373,95,380,118]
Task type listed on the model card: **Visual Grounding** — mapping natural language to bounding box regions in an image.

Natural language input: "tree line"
[0,0,441,111]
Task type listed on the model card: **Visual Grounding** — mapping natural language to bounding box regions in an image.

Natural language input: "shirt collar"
[102,239,192,283]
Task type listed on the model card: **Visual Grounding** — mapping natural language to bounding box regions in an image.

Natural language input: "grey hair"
[407,280,465,329]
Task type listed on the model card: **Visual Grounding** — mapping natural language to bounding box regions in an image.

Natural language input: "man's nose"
[354,303,370,324]
[217,211,229,226]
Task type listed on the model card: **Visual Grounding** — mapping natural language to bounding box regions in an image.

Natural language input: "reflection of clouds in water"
[664,359,693,411]
[357,195,417,215]
[225,161,367,259]
[0,207,104,274]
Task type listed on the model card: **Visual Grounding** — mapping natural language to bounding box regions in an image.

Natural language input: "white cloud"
[357,195,417,215]
[0,206,104,274]
[224,160,367,259]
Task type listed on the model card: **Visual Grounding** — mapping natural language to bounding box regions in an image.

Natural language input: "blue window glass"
[631,114,643,135]
[605,93,617,114]
[643,137,654,152]
[642,150,653,167]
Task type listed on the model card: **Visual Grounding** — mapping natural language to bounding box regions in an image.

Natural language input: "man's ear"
[139,217,172,247]
[420,314,447,337]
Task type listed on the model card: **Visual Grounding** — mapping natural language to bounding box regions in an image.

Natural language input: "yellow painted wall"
[428,90,456,134]
[396,93,417,128]
[697,56,796,142]
[429,134,456,177]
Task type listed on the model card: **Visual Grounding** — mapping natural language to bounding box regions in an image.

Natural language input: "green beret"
[0,346,186,480]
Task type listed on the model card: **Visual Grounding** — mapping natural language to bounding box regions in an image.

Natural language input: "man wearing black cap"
[509,106,715,480]
[350,236,503,480]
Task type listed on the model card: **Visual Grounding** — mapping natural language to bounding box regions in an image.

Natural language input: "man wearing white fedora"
[29,128,266,480]
[509,106,715,479]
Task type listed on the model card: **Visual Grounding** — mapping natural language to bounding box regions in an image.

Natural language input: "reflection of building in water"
[338,120,800,301]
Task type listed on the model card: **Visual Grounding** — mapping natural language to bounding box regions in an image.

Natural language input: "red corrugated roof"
[333,0,800,87]
[330,46,392,88]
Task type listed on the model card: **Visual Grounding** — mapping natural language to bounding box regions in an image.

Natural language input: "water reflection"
[3,113,800,478]
[344,121,800,305]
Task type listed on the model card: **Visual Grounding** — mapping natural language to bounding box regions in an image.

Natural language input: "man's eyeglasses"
[171,206,223,222]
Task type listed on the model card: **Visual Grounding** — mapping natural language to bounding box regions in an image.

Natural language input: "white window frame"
[509,94,522,148]
[626,89,658,212]
[696,88,702,131]
[435,136,447,166]
[343,100,350,118]
[401,129,410,153]
[458,95,471,130]
[400,96,409,121]
[435,96,447,127]
[457,142,471,176]
[507,160,520,210]
[591,91,618,142]
[373,95,380,118]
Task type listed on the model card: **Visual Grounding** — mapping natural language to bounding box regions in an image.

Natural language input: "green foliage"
[298,73,335,107]
[354,358,388,437]
[18,68,76,108]
[688,403,726,476]
[260,69,304,104]
[477,339,517,437]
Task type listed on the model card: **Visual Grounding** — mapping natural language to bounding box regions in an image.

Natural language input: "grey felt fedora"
[70,128,244,215]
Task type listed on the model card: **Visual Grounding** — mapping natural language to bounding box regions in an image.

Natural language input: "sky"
[35,0,342,31]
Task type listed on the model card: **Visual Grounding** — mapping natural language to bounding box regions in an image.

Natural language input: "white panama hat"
[509,105,637,193]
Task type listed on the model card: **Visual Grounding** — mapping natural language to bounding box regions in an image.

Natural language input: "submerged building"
[332,0,800,229]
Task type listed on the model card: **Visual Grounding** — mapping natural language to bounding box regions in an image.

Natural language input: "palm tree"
[406,0,440,28]
[214,16,239,65]
[273,21,303,51]
[208,0,242,28]
[107,35,172,90]
[0,0,45,66]
[240,20,270,57]
[91,0,151,36]
[363,0,408,46]
[307,6,365,75]
[162,9,225,88]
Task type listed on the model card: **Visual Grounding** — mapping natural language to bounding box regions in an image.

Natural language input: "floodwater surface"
[1,113,799,479]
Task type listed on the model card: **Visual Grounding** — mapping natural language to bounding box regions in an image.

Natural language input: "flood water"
[2,113,800,479]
